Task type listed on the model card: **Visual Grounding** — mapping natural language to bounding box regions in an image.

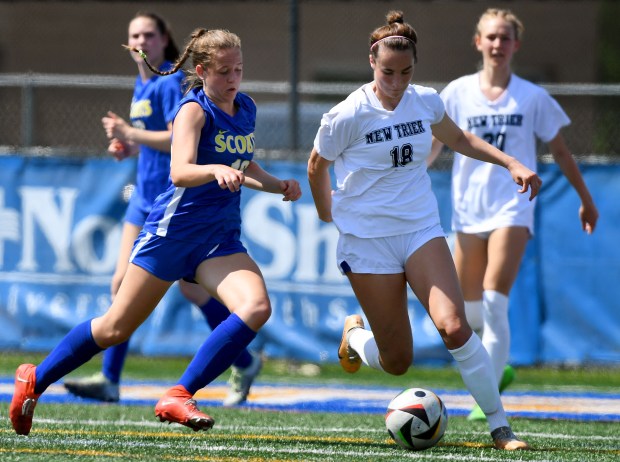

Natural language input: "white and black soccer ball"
[385,387,448,451]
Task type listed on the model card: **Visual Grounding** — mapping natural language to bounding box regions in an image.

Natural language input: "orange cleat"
[155,385,215,432]
[338,315,365,373]
[9,364,41,436]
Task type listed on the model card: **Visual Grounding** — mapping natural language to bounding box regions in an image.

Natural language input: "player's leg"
[64,222,141,401]
[344,272,411,375]
[178,279,261,406]
[100,221,143,382]
[11,264,171,435]
[482,226,529,383]
[406,236,529,450]
[334,233,411,375]
[89,264,173,347]
[453,232,488,335]
[155,252,269,430]
[179,280,255,369]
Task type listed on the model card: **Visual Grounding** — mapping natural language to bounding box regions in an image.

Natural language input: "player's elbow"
[169,166,192,187]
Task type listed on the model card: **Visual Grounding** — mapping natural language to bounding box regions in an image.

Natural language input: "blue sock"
[179,313,256,395]
[198,298,252,369]
[35,320,103,394]
[102,340,130,383]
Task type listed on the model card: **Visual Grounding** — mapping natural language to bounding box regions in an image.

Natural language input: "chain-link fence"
[1,74,619,168]
[1,1,619,165]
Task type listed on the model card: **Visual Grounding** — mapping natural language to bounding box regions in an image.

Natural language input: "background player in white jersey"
[10,28,301,436]
[63,11,261,407]
[308,10,539,451]
[429,8,599,421]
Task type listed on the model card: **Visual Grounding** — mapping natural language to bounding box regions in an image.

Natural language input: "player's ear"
[474,34,483,52]
[369,54,376,70]
[196,64,207,79]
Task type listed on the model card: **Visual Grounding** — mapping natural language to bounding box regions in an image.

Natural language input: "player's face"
[370,47,414,106]
[127,16,168,66]
[475,17,520,70]
[200,48,243,107]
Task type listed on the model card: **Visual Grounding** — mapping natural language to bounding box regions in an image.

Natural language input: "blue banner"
[0,156,618,366]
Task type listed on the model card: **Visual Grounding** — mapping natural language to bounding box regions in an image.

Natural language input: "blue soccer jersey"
[143,87,256,244]
[128,62,184,218]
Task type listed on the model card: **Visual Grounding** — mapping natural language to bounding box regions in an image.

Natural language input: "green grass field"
[1,352,619,461]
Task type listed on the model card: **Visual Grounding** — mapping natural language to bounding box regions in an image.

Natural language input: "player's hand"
[108,138,131,161]
[102,111,131,141]
[579,202,599,234]
[508,160,542,201]
[213,165,246,192]
[279,179,302,201]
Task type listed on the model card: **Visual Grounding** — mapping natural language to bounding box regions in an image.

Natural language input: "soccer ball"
[385,387,448,451]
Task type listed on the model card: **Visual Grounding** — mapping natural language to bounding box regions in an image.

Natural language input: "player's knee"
[252,298,272,326]
[95,327,132,348]
[435,312,470,344]
[381,351,413,376]
[92,315,133,348]
[234,297,271,330]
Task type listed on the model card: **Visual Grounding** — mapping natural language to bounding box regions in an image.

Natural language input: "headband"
[370,35,416,51]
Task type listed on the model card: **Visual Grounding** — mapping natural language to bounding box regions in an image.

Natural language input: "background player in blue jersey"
[63,12,262,407]
[9,27,301,436]
[429,8,599,421]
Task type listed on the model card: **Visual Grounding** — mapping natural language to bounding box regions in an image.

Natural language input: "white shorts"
[337,224,446,275]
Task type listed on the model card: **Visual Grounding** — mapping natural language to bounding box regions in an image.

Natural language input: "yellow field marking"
[5,427,379,445]
[0,447,288,462]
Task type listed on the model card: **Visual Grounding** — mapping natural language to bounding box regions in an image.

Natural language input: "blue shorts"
[123,193,150,227]
[129,230,247,282]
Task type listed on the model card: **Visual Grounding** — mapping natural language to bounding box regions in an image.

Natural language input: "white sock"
[481,290,510,385]
[450,333,508,432]
[348,328,384,372]
[464,299,484,335]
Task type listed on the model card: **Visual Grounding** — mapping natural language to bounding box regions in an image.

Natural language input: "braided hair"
[125,28,242,92]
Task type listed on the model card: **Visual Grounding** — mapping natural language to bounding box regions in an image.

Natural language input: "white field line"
[2,415,618,443]
[2,434,557,462]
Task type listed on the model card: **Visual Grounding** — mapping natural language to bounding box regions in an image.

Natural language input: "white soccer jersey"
[441,73,570,234]
[314,83,445,238]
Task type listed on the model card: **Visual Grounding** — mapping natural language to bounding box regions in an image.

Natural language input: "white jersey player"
[429,7,599,422]
[308,9,539,451]
[444,73,569,234]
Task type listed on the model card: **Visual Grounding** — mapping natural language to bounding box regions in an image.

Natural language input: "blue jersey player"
[10,28,301,435]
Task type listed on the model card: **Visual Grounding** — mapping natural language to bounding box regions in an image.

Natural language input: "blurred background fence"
[1,0,619,164]
[1,74,620,165]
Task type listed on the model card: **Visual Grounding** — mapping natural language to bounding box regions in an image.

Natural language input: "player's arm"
[307,148,334,222]
[427,136,445,167]
[547,132,599,233]
[244,161,301,202]
[102,111,173,152]
[170,102,244,192]
[431,113,542,200]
